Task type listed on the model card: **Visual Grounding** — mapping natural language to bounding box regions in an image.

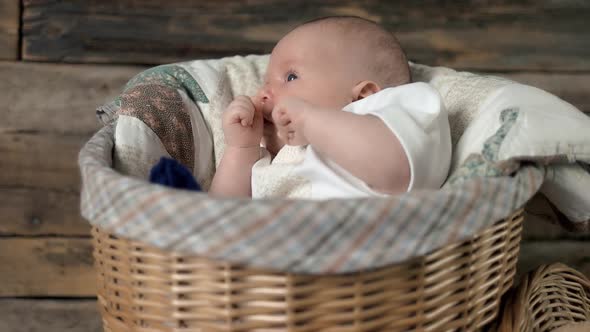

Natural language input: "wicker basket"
[498,263,590,332]
[92,209,524,331]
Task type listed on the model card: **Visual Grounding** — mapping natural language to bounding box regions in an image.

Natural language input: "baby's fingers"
[229,108,254,126]
[240,114,251,126]
[273,110,291,127]
[250,95,264,112]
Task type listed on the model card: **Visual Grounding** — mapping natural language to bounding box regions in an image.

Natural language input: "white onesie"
[251,82,451,199]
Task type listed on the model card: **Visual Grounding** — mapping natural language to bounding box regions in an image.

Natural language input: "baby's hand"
[272,96,312,146]
[222,95,263,148]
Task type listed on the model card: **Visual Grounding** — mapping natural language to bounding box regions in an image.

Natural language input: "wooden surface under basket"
[92,209,524,331]
[498,263,590,332]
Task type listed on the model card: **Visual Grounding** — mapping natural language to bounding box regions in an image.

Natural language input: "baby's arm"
[306,110,410,194]
[273,97,409,194]
[209,146,261,197]
[209,96,263,197]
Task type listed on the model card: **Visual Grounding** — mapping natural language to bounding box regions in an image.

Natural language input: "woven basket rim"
[92,207,525,274]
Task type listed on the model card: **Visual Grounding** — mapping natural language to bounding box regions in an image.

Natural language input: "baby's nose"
[259,86,272,100]
[256,87,274,111]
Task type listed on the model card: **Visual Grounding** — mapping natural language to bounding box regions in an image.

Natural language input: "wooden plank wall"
[0,61,142,331]
[19,0,590,71]
[1,1,589,330]
[0,0,19,59]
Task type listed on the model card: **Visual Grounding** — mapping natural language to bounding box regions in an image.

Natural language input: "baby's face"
[256,25,364,122]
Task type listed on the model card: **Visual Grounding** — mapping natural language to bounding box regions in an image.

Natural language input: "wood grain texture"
[0,237,96,296]
[0,61,143,135]
[0,188,90,236]
[0,299,102,332]
[0,62,142,237]
[0,0,19,60]
[0,132,87,192]
[21,0,590,70]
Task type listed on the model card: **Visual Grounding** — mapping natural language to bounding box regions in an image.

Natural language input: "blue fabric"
[149,157,201,191]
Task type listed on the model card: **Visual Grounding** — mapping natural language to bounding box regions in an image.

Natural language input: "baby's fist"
[223,95,263,148]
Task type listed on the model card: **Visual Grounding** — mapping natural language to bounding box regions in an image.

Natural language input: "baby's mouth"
[263,114,274,124]
[263,117,277,136]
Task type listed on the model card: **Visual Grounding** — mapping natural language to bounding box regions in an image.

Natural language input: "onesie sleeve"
[366,82,452,191]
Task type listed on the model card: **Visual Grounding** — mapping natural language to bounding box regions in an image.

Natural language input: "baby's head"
[257,16,410,116]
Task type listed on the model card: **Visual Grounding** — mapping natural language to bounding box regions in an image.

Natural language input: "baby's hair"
[295,16,411,88]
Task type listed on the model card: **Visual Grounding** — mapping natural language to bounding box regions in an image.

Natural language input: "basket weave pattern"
[92,210,523,331]
[499,263,590,332]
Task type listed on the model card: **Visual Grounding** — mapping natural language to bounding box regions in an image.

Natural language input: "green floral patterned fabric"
[114,64,209,107]
[448,108,521,185]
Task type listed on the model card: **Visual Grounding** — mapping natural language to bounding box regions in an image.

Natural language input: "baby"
[210,16,451,199]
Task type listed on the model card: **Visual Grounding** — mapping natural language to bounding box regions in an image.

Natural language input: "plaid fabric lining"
[79,124,544,274]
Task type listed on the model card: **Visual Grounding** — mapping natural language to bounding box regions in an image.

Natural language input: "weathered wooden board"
[0,299,102,332]
[0,238,95,296]
[0,132,87,192]
[0,61,143,135]
[0,62,141,237]
[517,240,590,278]
[0,0,19,60]
[0,188,90,236]
[21,1,590,70]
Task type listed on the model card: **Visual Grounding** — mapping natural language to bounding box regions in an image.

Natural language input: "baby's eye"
[286,73,298,82]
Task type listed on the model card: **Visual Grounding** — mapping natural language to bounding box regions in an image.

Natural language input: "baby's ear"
[352,80,381,101]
